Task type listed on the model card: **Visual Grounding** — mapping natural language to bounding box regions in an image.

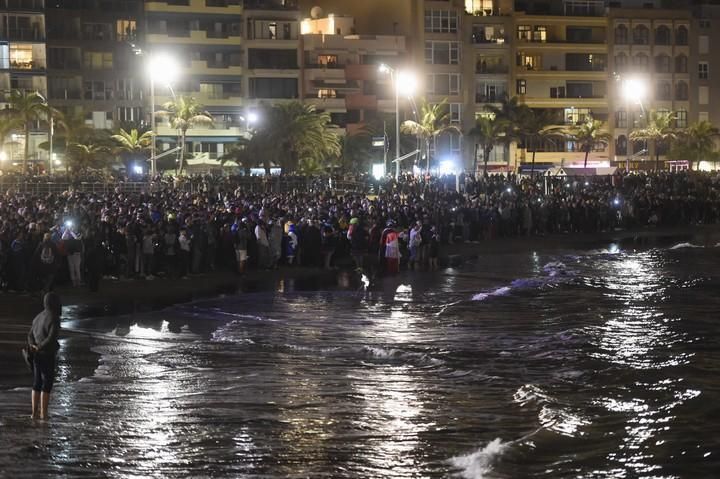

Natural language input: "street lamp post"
[621,76,647,171]
[35,92,53,175]
[379,64,417,181]
[147,53,180,176]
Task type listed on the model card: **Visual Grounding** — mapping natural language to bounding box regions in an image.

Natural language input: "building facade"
[1,0,47,165]
[46,0,144,130]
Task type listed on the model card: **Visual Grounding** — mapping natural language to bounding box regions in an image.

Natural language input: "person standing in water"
[27,292,62,420]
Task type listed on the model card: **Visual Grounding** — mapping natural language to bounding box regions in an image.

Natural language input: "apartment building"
[300,12,407,132]
[144,0,245,163]
[607,5,692,169]
[0,0,46,164]
[46,0,144,130]
[465,1,513,169]
[244,0,301,104]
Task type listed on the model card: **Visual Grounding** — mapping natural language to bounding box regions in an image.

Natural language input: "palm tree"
[486,95,525,141]
[66,142,112,174]
[668,121,720,170]
[467,115,508,175]
[2,90,49,172]
[629,110,677,171]
[112,128,152,165]
[401,98,462,173]
[518,108,564,176]
[264,101,341,173]
[567,116,613,168]
[339,125,373,174]
[157,95,214,173]
[0,115,21,160]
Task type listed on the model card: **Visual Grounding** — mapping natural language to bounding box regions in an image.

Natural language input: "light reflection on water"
[0,246,719,477]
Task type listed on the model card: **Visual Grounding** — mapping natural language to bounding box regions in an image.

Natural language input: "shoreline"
[0,224,716,391]
[1,224,715,323]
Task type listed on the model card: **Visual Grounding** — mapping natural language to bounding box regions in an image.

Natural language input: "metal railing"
[0,178,371,196]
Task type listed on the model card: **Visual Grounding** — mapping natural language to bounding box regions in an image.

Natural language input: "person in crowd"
[1,170,720,289]
[379,220,400,275]
[28,292,62,420]
[233,219,250,274]
[321,224,337,269]
[34,232,58,294]
[178,228,191,279]
[286,222,299,266]
[255,219,270,269]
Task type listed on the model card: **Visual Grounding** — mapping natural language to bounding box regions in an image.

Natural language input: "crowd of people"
[1,170,719,294]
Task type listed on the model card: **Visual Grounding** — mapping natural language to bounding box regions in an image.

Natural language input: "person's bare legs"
[40,392,50,420]
[31,390,40,419]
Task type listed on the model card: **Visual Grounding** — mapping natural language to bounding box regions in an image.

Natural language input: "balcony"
[476,63,509,74]
[49,89,81,100]
[145,0,242,14]
[475,93,504,103]
[3,0,45,11]
[146,29,242,45]
[244,0,297,11]
[470,36,508,45]
[5,57,46,70]
[4,27,44,42]
[186,59,243,76]
[516,1,605,17]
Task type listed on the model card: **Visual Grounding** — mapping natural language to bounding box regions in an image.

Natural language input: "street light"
[620,76,647,170]
[147,52,180,176]
[378,63,417,180]
[35,92,54,175]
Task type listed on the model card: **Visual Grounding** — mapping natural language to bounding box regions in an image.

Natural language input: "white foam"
[670,242,703,250]
[448,438,507,479]
[472,286,511,301]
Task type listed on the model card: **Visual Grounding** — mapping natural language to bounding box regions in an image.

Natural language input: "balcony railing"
[4,28,44,42]
[476,93,504,103]
[4,0,45,10]
[470,36,507,45]
[49,89,82,100]
[244,0,298,10]
[476,64,509,74]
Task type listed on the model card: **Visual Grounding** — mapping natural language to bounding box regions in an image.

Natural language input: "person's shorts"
[235,249,248,262]
[33,353,56,393]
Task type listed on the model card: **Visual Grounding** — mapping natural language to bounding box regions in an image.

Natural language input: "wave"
[670,242,704,250]
[448,438,508,479]
[513,384,552,407]
[470,262,572,303]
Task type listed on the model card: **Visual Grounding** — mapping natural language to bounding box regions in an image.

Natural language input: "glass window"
[516,79,526,95]
[675,110,687,128]
[633,53,649,72]
[655,54,670,73]
[633,25,649,45]
[424,10,459,33]
[699,61,709,80]
[675,55,687,73]
[615,110,627,128]
[424,41,460,65]
[615,24,628,44]
[655,26,670,45]
[675,25,688,45]
[517,25,531,41]
[675,81,688,101]
[9,44,33,69]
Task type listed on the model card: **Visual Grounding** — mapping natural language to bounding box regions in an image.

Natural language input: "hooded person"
[27,292,62,420]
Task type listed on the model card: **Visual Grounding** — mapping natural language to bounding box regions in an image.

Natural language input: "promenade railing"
[0,178,372,196]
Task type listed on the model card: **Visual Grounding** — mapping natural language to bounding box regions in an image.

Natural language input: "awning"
[518,163,554,174]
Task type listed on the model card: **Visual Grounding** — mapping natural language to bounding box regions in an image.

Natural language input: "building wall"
[46,0,144,131]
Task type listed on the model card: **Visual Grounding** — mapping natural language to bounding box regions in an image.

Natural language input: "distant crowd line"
[1,170,719,294]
